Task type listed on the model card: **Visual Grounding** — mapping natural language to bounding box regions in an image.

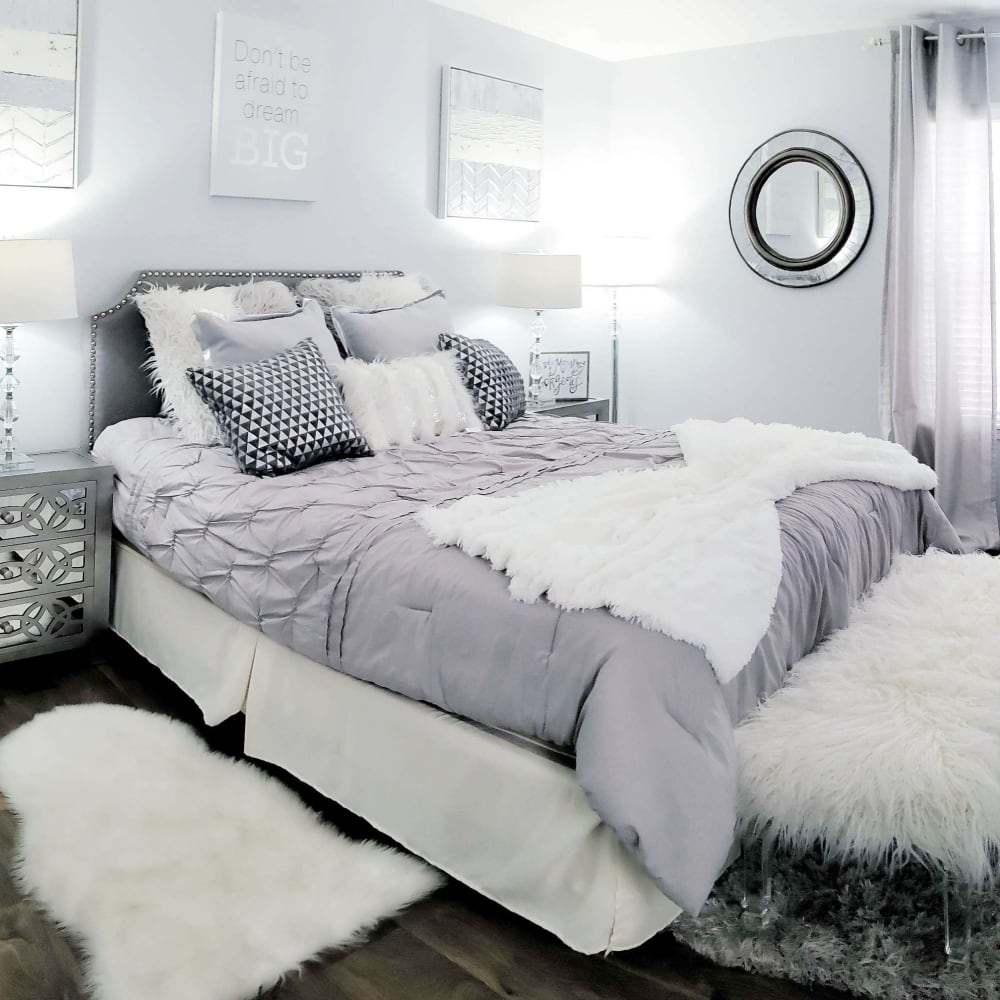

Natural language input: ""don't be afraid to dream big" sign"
[210,12,321,201]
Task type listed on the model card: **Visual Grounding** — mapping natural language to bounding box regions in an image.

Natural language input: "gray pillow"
[329,290,454,362]
[191,298,342,372]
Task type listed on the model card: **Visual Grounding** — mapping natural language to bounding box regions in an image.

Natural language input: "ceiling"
[430,0,1000,61]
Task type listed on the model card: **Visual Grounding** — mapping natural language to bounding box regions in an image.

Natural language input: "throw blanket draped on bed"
[94,415,958,917]
[421,419,938,683]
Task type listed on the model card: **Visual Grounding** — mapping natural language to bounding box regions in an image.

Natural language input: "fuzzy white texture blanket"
[420,419,937,684]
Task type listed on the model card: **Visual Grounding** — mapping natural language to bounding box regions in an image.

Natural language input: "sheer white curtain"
[882,24,998,550]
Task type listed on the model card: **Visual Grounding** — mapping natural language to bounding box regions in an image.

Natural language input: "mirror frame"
[729,130,872,287]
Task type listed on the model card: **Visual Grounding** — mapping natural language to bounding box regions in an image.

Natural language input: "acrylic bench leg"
[739,831,777,927]
[943,874,974,965]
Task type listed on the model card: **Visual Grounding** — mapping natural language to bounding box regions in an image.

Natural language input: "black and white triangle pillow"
[437,333,525,431]
[186,338,371,476]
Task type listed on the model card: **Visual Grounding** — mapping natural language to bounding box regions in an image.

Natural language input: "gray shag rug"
[671,843,1000,1000]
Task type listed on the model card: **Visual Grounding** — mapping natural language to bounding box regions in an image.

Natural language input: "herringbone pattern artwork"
[439,67,543,222]
[447,160,541,222]
[0,106,74,187]
[0,0,79,188]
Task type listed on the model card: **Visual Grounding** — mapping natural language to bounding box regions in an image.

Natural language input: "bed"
[89,269,961,955]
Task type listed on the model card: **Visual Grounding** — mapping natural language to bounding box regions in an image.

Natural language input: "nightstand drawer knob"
[0,511,15,525]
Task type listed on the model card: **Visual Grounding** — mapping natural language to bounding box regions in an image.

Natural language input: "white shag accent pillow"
[137,285,237,444]
[137,281,303,443]
[338,352,482,451]
[232,279,297,316]
[297,273,430,311]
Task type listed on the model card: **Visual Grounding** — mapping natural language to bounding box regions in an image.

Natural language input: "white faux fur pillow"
[297,273,430,311]
[137,281,303,443]
[136,285,237,443]
[233,279,297,317]
[337,352,482,451]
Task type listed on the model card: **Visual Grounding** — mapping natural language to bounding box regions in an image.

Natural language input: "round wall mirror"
[730,130,872,287]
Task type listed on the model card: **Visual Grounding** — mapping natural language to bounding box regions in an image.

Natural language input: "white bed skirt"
[112,540,682,953]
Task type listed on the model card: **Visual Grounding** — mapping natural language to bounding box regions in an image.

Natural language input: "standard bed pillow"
[337,352,483,451]
[330,291,454,363]
[136,279,299,444]
[192,299,342,371]
[438,332,526,431]
[186,338,371,476]
[296,272,430,311]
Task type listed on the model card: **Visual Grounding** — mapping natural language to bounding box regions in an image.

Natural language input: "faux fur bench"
[736,550,1000,960]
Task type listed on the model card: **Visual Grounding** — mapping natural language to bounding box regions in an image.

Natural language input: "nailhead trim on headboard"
[88,268,403,448]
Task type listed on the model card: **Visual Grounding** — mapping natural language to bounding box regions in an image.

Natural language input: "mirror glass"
[754,160,843,261]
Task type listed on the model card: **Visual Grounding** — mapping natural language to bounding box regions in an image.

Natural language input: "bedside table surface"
[529,398,611,421]
[0,450,110,482]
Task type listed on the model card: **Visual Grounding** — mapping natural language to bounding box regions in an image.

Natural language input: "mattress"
[93,414,961,913]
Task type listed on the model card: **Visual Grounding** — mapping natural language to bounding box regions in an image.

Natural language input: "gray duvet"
[94,414,961,915]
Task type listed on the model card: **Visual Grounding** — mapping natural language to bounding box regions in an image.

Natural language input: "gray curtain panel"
[882,24,998,550]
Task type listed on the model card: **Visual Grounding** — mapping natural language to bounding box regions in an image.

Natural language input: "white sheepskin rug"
[421,418,936,684]
[737,549,1000,885]
[0,705,441,1000]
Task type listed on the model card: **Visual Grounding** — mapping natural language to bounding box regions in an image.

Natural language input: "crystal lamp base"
[0,452,34,472]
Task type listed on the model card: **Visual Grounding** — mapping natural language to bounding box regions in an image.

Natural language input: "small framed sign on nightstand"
[539,351,590,401]
[0,451,113,663]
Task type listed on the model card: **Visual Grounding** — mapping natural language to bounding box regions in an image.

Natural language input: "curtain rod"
[924,31,1000,42]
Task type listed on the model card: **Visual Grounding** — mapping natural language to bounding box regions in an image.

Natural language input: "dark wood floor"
[0,637,850,1000]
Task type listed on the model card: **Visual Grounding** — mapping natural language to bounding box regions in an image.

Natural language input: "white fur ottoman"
[736,550,1000,957]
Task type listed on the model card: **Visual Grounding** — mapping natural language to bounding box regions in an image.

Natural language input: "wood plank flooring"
[0,637,852,1000]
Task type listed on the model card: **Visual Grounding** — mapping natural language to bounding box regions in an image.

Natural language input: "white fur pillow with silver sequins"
[337,352,482,452]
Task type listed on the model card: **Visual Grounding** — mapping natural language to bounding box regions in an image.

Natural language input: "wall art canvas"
[0,0,79,188]
[211,13,322,201]
[540,351,590,401]
[438,67,542,222]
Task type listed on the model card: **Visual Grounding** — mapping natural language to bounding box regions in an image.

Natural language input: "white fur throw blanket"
[420,419,937,684]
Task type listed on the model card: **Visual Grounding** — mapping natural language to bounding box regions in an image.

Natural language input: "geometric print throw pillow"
[186,338,371,476]
[437,332,525,431]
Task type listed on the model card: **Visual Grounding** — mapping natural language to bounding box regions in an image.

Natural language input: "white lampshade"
[583,236,660,288]
[0,239,77,324]
[497,252,582,310]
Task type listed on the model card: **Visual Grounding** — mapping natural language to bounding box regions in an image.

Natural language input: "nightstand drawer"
[0,588,93,656]
[0,536,93,598]
[0,480,96,542]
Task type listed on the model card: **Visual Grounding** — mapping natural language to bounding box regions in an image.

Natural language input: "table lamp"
[0,240,78,469]
[497,252,582,407]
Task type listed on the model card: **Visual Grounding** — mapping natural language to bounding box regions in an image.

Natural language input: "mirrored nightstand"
[0,451,113,663]
[527,398,611,422]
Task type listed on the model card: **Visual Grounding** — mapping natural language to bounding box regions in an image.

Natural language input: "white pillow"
[232,279,297,316]
[136,285,237,444]
[296,273,430,311]
[337,352,482,452]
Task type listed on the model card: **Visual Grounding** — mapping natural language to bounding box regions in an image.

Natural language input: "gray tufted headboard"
[88,268,403,449]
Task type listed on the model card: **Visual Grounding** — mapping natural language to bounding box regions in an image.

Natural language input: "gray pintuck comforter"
[94,414,961,915]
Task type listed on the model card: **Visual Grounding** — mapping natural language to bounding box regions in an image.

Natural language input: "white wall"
[11,11,897,450]
[610,30,892,434]
[6,0,613,453]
